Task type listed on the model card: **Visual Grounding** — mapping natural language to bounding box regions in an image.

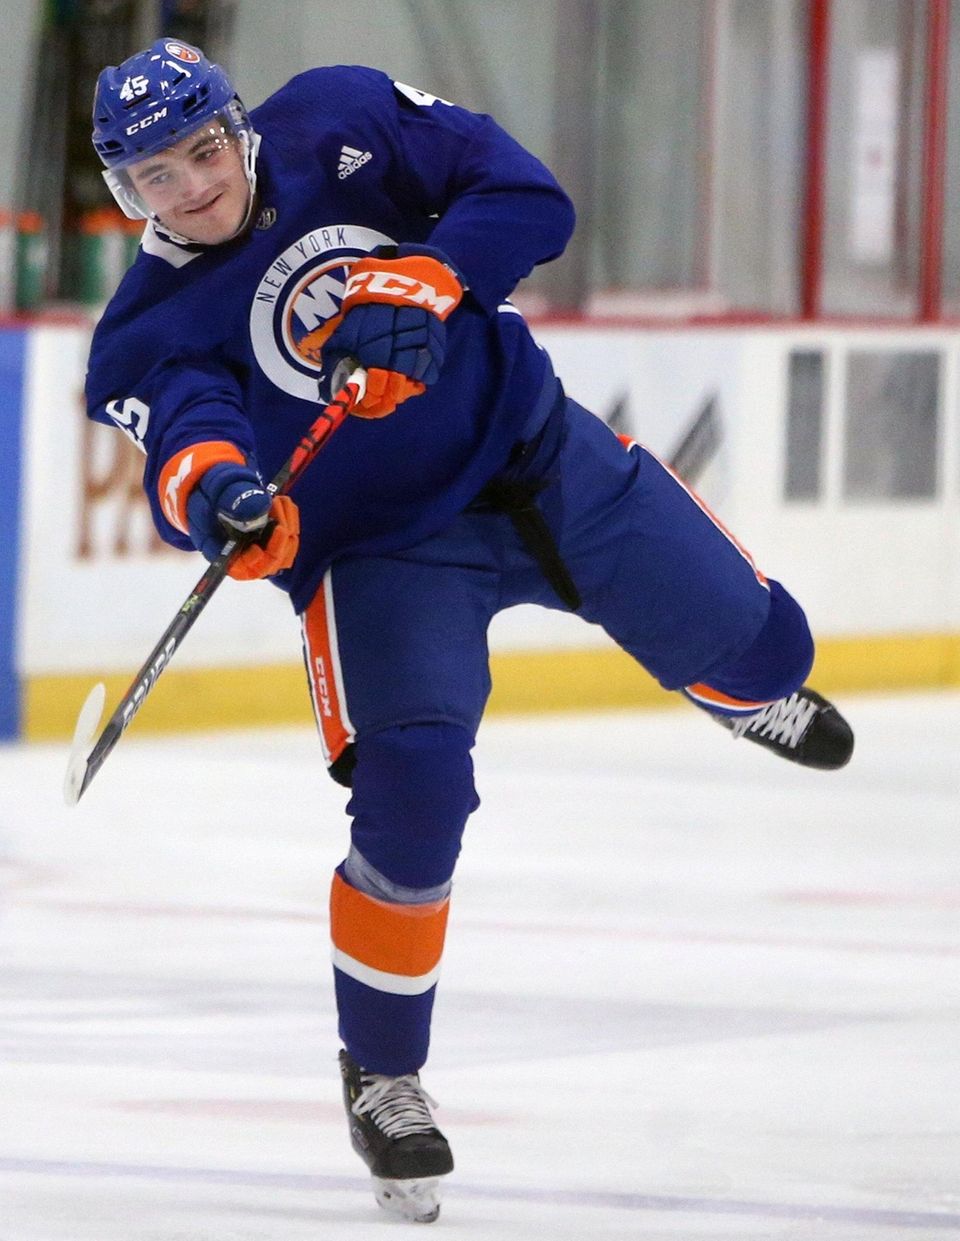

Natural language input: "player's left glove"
[158,442,300,581]
[322,243,464,418]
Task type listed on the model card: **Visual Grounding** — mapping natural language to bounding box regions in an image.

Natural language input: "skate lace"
[730,692,818,748]
[352,1073,440,1140]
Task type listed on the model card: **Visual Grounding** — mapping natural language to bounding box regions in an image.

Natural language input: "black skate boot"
[715,686,854,770]
[339,1049,453,1223]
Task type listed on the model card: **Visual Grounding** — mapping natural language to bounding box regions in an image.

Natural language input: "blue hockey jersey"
[85,66,576,612]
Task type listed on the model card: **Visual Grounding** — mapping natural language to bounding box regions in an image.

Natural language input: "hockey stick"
[63,366,367,807]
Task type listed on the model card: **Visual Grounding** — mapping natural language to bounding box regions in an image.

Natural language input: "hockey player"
[87,41,853,1223]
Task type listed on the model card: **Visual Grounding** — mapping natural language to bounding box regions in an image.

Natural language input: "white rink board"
[17,321,960,677]
[535,323,960,640]
[21,325,322,675]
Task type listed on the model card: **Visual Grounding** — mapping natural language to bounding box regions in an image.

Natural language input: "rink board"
[3,319,959,739]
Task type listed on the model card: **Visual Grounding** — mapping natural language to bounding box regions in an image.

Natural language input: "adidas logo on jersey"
[338,144,373,179]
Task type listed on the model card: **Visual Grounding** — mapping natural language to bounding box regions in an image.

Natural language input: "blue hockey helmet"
[92,39,259,223]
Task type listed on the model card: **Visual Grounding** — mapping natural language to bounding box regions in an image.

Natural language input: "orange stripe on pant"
[618,434,768,588]
[660,458,768,587]
[330,872,450,997]
[301,572,355,766]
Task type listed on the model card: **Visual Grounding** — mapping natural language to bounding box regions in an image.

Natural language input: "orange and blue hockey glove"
[158,442,300,581]
[322,243,464,418]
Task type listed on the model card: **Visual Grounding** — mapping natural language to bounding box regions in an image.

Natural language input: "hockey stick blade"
[63,682,107,806]
[62,365,365,807]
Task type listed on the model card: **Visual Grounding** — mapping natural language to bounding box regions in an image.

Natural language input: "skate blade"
[372,1175,442,1223]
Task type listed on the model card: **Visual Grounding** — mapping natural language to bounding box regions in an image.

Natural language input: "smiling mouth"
[186,192,223,215]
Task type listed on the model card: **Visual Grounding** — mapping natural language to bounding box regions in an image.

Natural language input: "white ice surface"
[1,691,959,1239]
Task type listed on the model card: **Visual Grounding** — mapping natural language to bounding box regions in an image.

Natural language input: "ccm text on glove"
[322,245,464,418]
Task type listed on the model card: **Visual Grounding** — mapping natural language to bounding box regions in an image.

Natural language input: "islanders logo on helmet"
[91,38,259,225]
[163,42,201,64]
[250,225,396,401]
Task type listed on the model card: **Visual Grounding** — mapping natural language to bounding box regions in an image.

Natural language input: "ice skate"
[715,686,854,770]
[339,1049,453,1223]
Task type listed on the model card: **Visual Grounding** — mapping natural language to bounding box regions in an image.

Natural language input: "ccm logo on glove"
[322,244,464,418]
[340,264,461,319]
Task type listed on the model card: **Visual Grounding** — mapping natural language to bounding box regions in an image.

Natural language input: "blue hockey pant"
[300,394,813,1073]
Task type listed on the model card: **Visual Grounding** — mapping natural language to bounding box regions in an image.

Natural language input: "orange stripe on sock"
[687,683,771,710]
[330,872,450,979]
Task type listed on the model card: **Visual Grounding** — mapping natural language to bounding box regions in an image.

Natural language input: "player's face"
[128,122,250,244]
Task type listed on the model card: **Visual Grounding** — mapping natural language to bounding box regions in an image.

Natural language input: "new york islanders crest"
[249,224,393,400]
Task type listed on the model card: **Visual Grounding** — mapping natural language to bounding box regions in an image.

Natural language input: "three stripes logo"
[338,144,373,180]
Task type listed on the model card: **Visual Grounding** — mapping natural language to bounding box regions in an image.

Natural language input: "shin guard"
[330,869,450,1074]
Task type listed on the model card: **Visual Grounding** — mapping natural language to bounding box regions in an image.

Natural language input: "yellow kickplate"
[23,633,960,741]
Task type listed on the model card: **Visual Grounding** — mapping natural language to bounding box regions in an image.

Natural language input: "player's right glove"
[158,442,300,581]
[322,243,464,418]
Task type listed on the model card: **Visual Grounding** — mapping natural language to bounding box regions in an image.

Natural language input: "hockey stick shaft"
[65,367,366,805]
